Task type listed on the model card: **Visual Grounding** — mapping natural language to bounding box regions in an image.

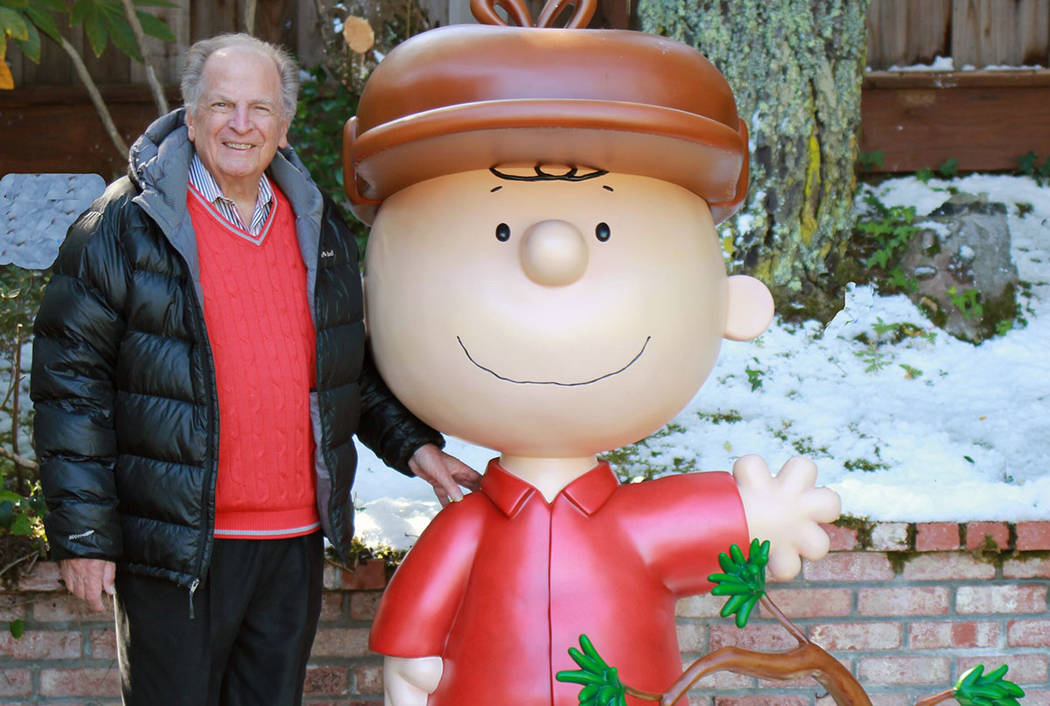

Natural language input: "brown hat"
[342,0,749,224]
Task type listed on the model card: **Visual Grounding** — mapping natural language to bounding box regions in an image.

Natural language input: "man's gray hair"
[181,33,299,121]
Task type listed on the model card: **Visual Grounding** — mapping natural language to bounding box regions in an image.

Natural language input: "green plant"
[844,457,888,472]
[857,150,884,171]
[899,364,922,379]
[557,634,630,706]
[744,359,764,391]
[947,286,983,320]
[1015,202,1033,218]
[1016,151,1050,186]
[937,157,959,179]
[855,191,919,291]
[856,343,891,372]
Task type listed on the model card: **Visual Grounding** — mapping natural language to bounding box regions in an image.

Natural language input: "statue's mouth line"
[456,336,651,387]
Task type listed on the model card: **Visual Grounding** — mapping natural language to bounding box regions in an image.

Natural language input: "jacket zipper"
[187,578,200,620]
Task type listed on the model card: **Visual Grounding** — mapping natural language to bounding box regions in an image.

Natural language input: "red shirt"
[371,459,748,706]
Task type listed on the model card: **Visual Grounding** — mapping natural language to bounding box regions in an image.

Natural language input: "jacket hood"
[128,108,194,235]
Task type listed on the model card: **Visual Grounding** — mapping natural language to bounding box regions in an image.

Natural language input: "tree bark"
[637,0,871,320]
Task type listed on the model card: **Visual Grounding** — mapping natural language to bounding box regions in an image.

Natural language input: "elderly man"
[30,33,480,706]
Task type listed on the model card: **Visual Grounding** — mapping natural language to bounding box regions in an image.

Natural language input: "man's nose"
[519,219,588,287]
[229,106,251,132]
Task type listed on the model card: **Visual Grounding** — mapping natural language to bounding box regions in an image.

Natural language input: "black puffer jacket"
[31,109,442,587]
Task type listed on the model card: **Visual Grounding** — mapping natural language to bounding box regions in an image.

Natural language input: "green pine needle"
[707,539,769,628]
[954,664,1025,706]
[556,634,627,706]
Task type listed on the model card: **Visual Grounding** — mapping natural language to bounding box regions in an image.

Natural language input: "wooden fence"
[2,0,1050,175]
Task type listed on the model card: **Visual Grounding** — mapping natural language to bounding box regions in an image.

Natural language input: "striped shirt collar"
[188,153,274,235]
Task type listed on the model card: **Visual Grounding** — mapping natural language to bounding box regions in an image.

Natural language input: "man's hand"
[733,455,841,581]
[59,558,116,612]
[407,444,482,506]
[384,655,443,706]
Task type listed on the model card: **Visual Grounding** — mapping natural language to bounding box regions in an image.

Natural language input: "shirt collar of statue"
[481,458,618,518]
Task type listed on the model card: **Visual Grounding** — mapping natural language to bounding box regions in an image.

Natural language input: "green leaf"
[0,0,30,10]
[0,500,14,530]
[14,16,39,61]
[10,513,33,536]
[954,664,1025,706]
[82,9,107,55]
[707,539,769,629]
[33,0,67,11]
[8,619,25,639]
[0,6,29,40]
[556,635,627,706]
[131,0,177,7]
[135,9,173,41]
[103,9,139,60]
[69,0,90,26]
[23,4,61,42]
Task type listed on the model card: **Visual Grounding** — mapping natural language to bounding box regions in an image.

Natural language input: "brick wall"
[2,521,1048,705]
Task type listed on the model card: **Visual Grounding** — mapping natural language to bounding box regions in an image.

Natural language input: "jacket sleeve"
[30,193,130,561]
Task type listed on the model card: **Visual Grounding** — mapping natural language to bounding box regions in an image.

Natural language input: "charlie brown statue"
[342,0,841,704]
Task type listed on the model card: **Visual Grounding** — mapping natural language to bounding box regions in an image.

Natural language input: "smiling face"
[365,167,748,457]
[185,46,289,199]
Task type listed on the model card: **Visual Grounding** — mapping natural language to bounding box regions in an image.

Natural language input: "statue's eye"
[496,223,511,242]
[595,222,611,242]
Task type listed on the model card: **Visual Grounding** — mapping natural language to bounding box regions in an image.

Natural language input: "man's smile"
[456,336,651,386]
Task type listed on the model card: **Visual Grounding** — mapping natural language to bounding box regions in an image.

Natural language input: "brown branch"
[0,445,38,472]
[58,36,129,158]
[0,550,42,579]
[119,0,169,115]
[914,690,956,706]
[623,685,662,702]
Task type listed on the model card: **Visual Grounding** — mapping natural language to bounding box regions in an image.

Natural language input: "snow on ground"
[353,174,1050,550]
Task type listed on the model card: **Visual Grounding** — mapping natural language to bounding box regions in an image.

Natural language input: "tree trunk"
[637,0,870,320]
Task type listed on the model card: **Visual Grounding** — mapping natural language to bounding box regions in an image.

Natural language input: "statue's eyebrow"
[490,186,503,193]
[603,185,614,192]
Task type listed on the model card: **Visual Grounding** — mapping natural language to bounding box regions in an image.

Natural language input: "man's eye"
[595,222,611,242]
[496,223,511,242]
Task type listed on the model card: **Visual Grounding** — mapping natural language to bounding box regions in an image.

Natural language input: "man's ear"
[724,275,774,341]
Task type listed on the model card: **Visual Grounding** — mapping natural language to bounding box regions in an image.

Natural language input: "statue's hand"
[733,454,841,581]
[384,655,443,706]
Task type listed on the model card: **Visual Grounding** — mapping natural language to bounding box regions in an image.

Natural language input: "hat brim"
[343,98,748,225]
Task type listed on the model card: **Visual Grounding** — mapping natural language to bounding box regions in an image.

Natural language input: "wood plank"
[130,0,191,86]
[951,0,1050,67]
[860,70,1050,171]
[867,0,951,69]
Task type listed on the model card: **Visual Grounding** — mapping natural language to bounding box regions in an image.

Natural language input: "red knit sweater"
[188,181,320,539]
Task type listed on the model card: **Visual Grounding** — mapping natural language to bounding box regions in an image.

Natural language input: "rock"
[900,192,1019,343]
[0,173,105,270]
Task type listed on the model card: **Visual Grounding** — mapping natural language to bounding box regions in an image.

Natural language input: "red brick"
[1015,689,1050,706]
[14,561,63,592]
[0,630,80,659]
[870,523,910,551]
[822,523,858,551]
[31,594,112,622]
[809,622,902,650]
[309,627,371,658]
[858,587,950,616]
[349,591,383,621]
[866,696,914,706]
[1017,522,1050,550]
[958,654,1048,683]
[897,552,996,581]
[857,656,950,685]
[341,560,387,590]
[803,552,895,582]
[915,523,960,551]
[956,584,1048,614]
[0,670,31,697]
[676,622,708,652]
[1007,619,1050,647]
[763,588,853,618]
[966,522,1009,551]
[677,594,725,619]
[304,665,348,695]
[40,668,122,697]
[319,592,344,622]
[353,664,384,695]
[89,629,117,659]
[908,621,1001,649]
[1004,555,1050,579]
[715,697,810,706]
[0,597,25,623]
[710,623,798,652]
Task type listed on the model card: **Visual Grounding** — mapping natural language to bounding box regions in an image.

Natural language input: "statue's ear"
[724,275,774,341]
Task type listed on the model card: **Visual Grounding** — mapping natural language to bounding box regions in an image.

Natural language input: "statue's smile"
[456,336,651,386]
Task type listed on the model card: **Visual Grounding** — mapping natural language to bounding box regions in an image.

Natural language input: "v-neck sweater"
[188,182,320,539]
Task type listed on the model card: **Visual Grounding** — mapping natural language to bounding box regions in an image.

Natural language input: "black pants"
[114,532,323,706]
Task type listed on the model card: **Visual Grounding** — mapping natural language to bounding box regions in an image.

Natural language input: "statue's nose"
[519,220,588,287]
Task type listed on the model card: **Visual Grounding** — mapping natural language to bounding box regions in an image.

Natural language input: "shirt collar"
[188,152,273,211]
[481,458,619,518]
